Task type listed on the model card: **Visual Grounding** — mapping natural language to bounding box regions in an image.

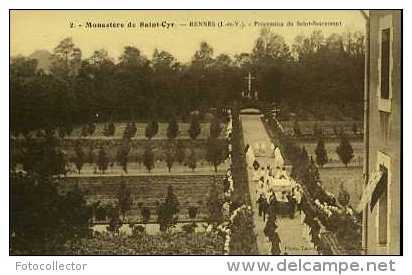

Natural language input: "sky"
[10,10,366,62]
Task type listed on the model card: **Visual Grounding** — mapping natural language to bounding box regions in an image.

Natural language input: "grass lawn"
[297,140,364,168]
[281,120,363,137]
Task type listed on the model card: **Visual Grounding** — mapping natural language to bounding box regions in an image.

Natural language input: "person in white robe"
[274,147,285,168]
[270,143,276,157]
[254,142,260,155]
[246,146,255,168]
[260,142,266,155]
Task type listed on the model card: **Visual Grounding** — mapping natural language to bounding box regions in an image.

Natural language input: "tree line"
[11,28,365,136]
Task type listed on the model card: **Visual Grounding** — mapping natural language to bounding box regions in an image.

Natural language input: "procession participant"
[246,145,255,168]
[263,166,270,184]
[280,191,287,202]
[270,230,282,255]
[263,215,277,241]
[244,144,250,154]
[268,174,275,189]
[265,179,271,193]
[274,166,281,179]
[286,191,295,218]
[310,219,321,248]
[256,193,269,221]
[262,197,269,222]
[267,191,278,219]
[303,214,315,245]
[293,186,303,214]
[252,169,258,181]
[256,179,265,197]
[260,142,266,155]
[270,143,276,157]
[259,167,266,182]
[254,142,260,155]
[253,159,260,170]
[274,146,285,168]
[267,165,273,177]
[264,217,281,255]
[279,167,288,179]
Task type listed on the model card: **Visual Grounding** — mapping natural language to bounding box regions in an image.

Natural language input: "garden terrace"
[280,120,363,138]
[12,121,226,140]
[11,137,229,173]
[59,174,225,223]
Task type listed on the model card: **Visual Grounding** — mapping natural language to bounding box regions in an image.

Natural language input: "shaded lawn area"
[319,166,363,208]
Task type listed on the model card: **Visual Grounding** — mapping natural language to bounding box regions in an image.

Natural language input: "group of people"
[245,142,308,255]
[256,185,303,220]
[250,158,303,218]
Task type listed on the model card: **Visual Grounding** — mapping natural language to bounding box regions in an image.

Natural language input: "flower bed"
[216,107,257,255]
[63,231,225,255]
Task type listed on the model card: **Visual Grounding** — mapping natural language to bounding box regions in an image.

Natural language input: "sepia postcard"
[9,10,402,256]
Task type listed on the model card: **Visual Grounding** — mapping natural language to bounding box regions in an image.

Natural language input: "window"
[375,152,391,248]
[378,172,388,245]
[379,111,390,144]
[380,28,390,100]
[377,15,393,113]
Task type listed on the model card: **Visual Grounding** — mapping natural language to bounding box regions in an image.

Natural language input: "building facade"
[361,10,401,255]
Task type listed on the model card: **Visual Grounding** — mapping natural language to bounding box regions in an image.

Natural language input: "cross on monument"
[244,72,256,99]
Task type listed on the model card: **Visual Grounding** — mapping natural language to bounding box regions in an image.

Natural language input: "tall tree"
[192,41,214,70]
[50,37,82,80]
[314,138,328,168]
[157,186,179,232]
[209,117,222,138]
[336,135,354,167]
[21,135,66,176]
[167,117,179,139]
[206,183,223,224]
[116,180,133,219]
[73,144,85,174]
[188,148,197,171]
[143,146,155,172]
[188,116,201,140]
[140,207,151,225]
[145,120,159,140]
[119,46,149,67]
[176,142,185,164]
[165,149,175,173]
[206,138,225,173]
[11,139,90,254]
[252,28,291,64]
[117,140,130,174]
[97,147,109,174]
